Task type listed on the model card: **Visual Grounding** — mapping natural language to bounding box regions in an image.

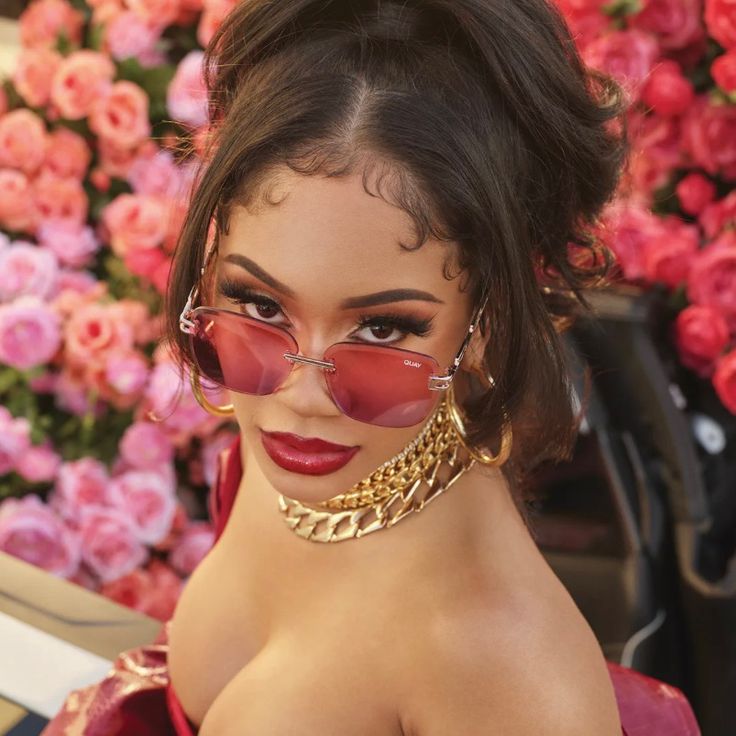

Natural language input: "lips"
[260,430,360,475]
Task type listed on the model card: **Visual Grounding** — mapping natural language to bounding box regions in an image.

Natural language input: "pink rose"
[104,10,162,63]
[50,50,116,120]
[19,0,85,50]
[582,29,660,102]
[0,495,81,578]
[128,147,183,198]
[33,172,88,229]
[89,81,151,149]
[197,0,237,47]
[100,560,182,620]
[102,193,168,255]
[687,243,736,329]
[105,351,150,395]
[54,367,106,418]
[630,0,704,50]
[78,506,149,583]
[170,521,215,576]
[167,50,208,128]
[12,47,62,108]
[0,170,37,233]
[120,421,174,470]
[0,109,47,175]
[143,560,183,620]
[96,138,141,178]
[37,221,100,268]
[42,128,92,181]
[0,408,32,475]
[643,218,699,287]
[108,469,177,545]
[714,348,736,413]
[641,60,694,117]
[123,245,167,283]
[681,95,736,179]
[705,0,736,49]
[699,190,736,237]
[55,268,100,296]
[676,172,716,215]
[674,304,730,377]
[712,49,736,92]
[51,456,112,522]
[64,302,136,368]
[126,0,181,27]
[16,443,62,483]
[0,296,62,370]
[0,242,59,302]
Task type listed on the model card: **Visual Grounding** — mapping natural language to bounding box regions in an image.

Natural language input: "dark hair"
[164,0,629,498]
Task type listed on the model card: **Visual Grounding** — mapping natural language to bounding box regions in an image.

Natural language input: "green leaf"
[87,23,105,52]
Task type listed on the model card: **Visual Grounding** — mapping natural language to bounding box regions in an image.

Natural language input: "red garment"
[41,433,701,735]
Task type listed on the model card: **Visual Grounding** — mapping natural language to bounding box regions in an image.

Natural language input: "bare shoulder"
[397,581,622,736]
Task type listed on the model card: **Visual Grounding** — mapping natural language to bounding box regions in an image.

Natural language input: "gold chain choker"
[277,396,475,543]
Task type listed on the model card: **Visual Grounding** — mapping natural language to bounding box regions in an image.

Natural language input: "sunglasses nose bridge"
[283,352,336,372]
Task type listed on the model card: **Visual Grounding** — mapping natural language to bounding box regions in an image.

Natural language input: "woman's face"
[208,165,477,504]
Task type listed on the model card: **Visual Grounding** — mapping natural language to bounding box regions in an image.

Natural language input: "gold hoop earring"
[446,382,512,467]
[190,366,235,417]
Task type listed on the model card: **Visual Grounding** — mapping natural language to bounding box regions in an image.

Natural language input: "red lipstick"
[260,431,360,475]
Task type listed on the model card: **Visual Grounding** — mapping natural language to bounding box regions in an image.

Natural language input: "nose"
[276,351,342,419]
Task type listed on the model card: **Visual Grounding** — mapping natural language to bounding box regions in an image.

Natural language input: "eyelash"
[216,279,434,341]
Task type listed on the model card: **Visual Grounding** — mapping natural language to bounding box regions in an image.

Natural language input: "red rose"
[631,0,705,50]
[711,49,736,92]
[681,95,736,179]
[641,60,695,116]
[643,218,699,287]
[676,172,716,215]
[699,190,736,237]
[674,304,730,376]
[705,0,736,50]
[687,243,736,329]
[714,348,736,413]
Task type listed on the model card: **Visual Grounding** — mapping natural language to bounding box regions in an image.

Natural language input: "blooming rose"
[0,407,32,475]
[0,242,59,302]
[712,49,736,92]
[128,147,183,198]
[104,10,162,63]
[42,128,92,181]
[51,456,112,522]
[687,243,736,329]
[0,109,47,175]
[0,170,36,233]
[16,443,62,483]
[643,218,699,287]
[12,47,62,108]
[170,521,215,576]
[64,302,136,368]
[78,506,148,583]
[167,50,208,128]
[641,60,694,117]
[108,469,177,545]
[126,0,181,27]
[50,50,116,120]
[630,0,704,50]
[119,421,175,469]
[0,495,81,578]
[33,172,88,228]
[37,221,100,269]
[54,367,107,418]
[682,95,736,180]
[197,0,237,48]
[101,560,182,620]
[19,0,85,50]
[674,304,730,377]
[89,81,152,149]
[105,351,150,396]
[102,193,169,255]
[705,0,736,49]
[676,172,716,215]
[714,348,736,413]
[0,296,62,370]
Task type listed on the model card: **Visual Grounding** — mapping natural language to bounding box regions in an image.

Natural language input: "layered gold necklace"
[277,396,476,543]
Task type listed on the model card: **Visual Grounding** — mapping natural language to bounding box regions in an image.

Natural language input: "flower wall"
[0,0,734,618]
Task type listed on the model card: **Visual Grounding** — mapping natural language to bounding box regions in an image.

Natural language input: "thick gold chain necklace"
[277,397,475,542]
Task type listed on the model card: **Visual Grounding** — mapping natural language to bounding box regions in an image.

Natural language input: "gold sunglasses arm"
[179,245,218,335]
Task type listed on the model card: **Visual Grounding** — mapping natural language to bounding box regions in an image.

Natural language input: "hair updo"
[165,0,629,494]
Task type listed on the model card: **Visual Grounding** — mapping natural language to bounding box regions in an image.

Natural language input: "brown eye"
[255,302,279,319]
[369,323,397,340]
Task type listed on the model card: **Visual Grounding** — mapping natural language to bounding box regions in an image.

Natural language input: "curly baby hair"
[164,0,630,495]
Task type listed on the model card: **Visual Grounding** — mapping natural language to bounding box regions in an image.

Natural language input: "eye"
[217,278,288,325]
[353,313,433,345]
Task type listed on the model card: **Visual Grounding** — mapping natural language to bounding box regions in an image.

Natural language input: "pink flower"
[100,560,183,620]
[64,302,136,368]
[126,0,181,28]
[54,368,106,418]
[0,170,37,233]
[712,49,736,92]
[676,172,716,215]
[78,506,148,583]
[127,147,183,198]
[170,521,215,576]
[51,456,112,522]
[19,0,85,50]
[105,351,150,395]
[104,10,162,63]
[167,50,208,128]
[42,128,92,181]
[630,0,705,50]
[643,218,700,287]
[687,243,736,329]
[681,95,736,180]
[0,242,59,302]
[89,81,151,149]
[123,245,167,283]
[16,443,62,483]
[12,47,62,108]
[197,0,236,47]
[50,50,116,120]
[33,172,88,229]
[714,348,736,413]
[582,29,660,102]
[37,221,100,269]
[699,190,736,237]
[55,268,100,296]
[0,495,81,579]
[120,421,175,470]
[0,109,47,175]
[109,469,177,545]
[674,304,730,377]
[102,193,168,255]
[96,138,141,178]
[705,0,736,49]
[0,408,32,475]
[641,60,694,117]
[0,296,62,370]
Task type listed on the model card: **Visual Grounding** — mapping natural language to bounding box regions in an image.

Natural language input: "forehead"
[217,167,463,301]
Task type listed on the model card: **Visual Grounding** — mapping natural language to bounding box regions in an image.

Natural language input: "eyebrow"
[223,253,444,308]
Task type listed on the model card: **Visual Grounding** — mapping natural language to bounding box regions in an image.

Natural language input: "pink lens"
[188,308,297,395]
[324,342,440,427]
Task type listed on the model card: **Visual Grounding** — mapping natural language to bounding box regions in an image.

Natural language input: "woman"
[42,0,702,734]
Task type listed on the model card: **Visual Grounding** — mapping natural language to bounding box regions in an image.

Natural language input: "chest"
[167,541,410,736]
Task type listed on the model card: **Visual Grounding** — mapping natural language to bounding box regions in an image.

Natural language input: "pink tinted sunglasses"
[179,249,488,428]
